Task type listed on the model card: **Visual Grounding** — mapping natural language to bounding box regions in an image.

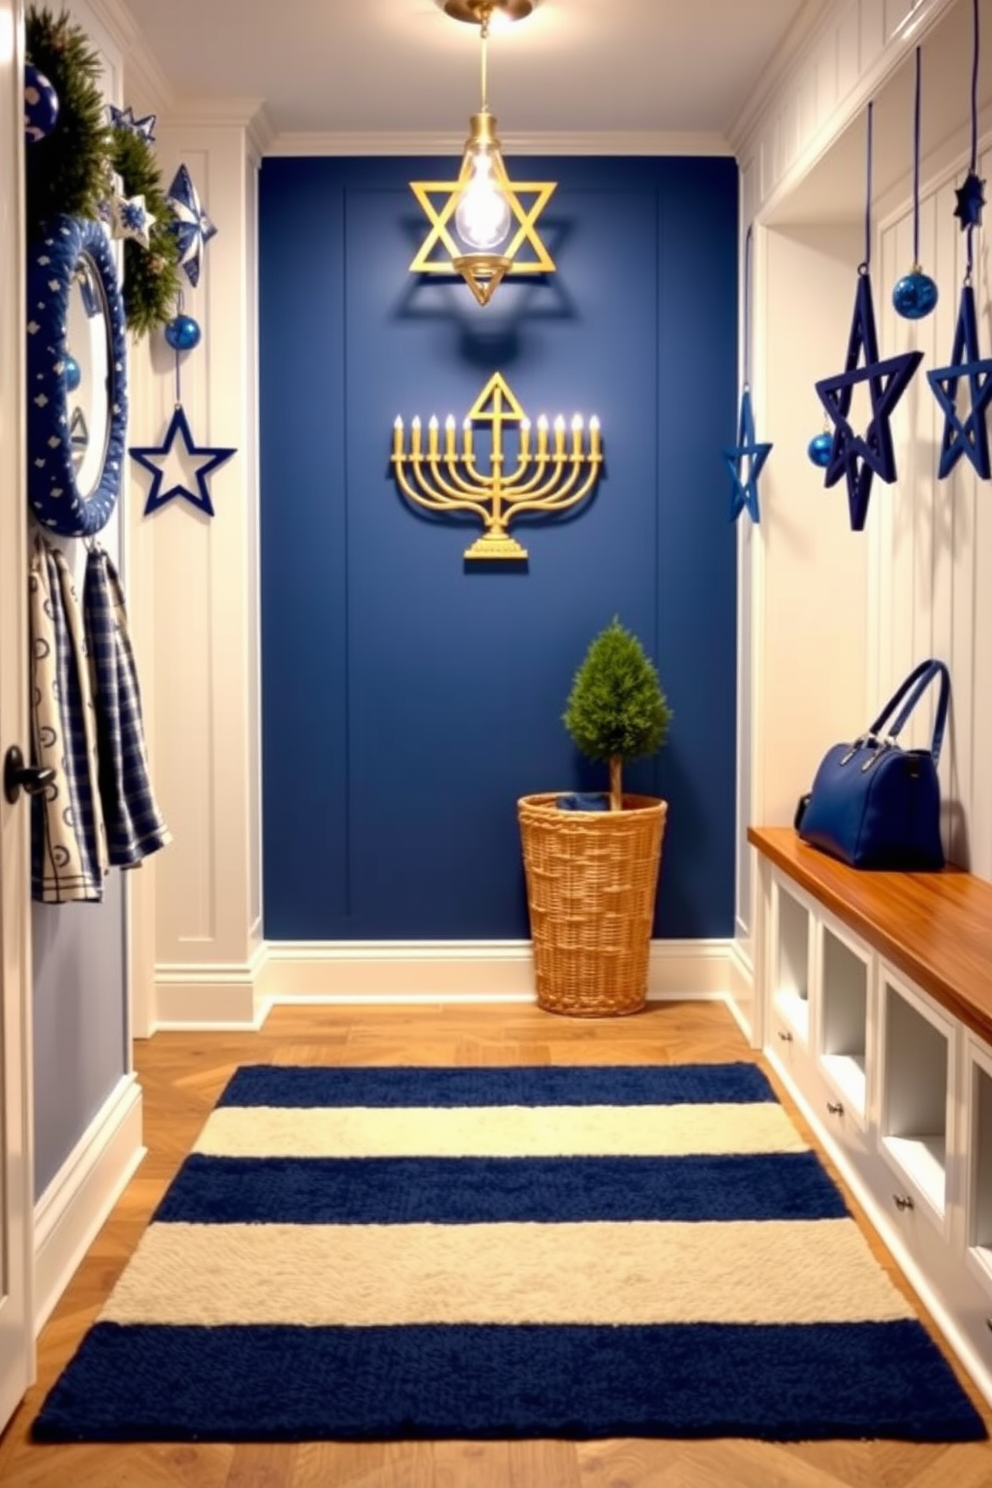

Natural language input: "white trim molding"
[267,129,733,159]
[153,938,737,1030]
[33,1075,145,1335]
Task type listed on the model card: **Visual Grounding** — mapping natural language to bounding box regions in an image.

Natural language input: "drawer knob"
[777,1030,793,1043]
[827,1100,844,1116]
[987,1318,992,1335]
[893,1193,915,1211]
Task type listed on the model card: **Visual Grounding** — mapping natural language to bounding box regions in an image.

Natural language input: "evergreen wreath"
[110,126,182,338]
[26,6,184,340]
[25,7,110,234]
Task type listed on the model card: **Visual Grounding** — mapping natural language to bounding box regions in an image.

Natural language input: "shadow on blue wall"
[259,156,738,941]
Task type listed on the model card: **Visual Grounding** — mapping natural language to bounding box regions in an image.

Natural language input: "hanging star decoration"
[109,192,155,249]
[813,272,923,530]
[130,404,236,517]
[927,284,992,479]
[409,163,556,304]
[107,103,156,142]
[166,162,218,288]
[723,386,771,523]
[954,170,986,230]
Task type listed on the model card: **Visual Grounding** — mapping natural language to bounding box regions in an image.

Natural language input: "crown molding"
[726,0,834,159]
[267,129,733,159]
[155,96,277,162]
[729,0,958,165]
[85,0,175,116]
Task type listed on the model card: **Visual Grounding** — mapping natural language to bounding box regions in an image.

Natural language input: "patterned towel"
[29,539,108,903]
[83,546,170,867]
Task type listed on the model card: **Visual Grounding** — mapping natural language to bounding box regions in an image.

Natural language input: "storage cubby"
[753,817,992,1412]
[969,1050,992,1287]
[818,924,870,1118]
[772,880,810,1043]
[881,974,952,1219]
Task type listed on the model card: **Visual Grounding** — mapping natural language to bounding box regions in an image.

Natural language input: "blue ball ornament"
[63,354,81,393]
[892,268,938,320]
[807,431,833,468]
[24,64,59,143]
[164,313,202,352]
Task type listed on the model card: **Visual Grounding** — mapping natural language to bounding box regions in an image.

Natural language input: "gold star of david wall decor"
[391,372,602,561]
[410,0,557,306]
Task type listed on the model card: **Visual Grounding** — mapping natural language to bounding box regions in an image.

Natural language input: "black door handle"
[4,745,56,804]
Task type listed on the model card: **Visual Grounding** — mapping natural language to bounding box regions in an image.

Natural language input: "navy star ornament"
[166,163,218,288]
[814,272,923,530]
[130,404,236,517]
[723,387,771,523]
[927,284,992,479]
[108,103,156,142]
[954,170,986,231]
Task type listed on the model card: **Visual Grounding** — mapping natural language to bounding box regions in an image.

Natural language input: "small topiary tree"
[563,617,672,812]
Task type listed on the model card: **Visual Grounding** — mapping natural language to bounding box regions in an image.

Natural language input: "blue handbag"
[796,658,950,870]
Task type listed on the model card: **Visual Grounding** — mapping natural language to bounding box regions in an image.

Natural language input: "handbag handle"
[868,659,950,763]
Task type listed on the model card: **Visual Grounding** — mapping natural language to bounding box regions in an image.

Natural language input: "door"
[0,0,37,1433]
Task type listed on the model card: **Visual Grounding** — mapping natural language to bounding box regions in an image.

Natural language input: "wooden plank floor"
[1,998,991,1487]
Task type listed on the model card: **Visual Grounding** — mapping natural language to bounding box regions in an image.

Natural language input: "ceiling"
[120,0,816,144]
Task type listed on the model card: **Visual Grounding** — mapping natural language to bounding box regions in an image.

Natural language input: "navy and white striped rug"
[33,1063,986,1443]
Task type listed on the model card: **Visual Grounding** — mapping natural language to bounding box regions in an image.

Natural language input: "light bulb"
[455,151,511,252]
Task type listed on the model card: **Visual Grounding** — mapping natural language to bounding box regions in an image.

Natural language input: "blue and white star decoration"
[130,404,236,518]
[927,284,992,480]
[165,163,217,288]
[723,386,771,523]
[814,271,923,531]
[109,193,155,249]
[107,103,156,142]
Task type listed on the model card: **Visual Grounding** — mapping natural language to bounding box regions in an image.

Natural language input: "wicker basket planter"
[517,792,668,1017]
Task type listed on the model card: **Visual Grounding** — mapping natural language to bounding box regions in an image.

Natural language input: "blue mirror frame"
[26,214,128,537]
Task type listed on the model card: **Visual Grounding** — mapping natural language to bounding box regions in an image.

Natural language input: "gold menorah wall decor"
[391,372,602,561]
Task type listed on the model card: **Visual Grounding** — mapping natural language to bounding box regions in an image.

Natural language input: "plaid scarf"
[83,546,171,868]
[29,538,170,902]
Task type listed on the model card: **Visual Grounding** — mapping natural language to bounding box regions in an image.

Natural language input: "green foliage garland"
[563,618,672,806]
[26,6,184,339]
[25,7,111,233]
[110,127,182,338]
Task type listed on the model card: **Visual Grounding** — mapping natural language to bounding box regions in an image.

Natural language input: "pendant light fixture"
[409,0,557,306]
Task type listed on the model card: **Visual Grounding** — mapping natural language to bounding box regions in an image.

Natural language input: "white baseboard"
[153,945,267,1031]
[725,939,757,1045]
[34,1073,146,1334]
[153,939,738,1030]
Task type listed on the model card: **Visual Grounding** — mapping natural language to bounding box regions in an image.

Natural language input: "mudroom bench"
[749,825,992,1411]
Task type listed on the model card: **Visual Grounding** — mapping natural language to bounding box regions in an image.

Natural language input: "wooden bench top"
[748,826,992,1048]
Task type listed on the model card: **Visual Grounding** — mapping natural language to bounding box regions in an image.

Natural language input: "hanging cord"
[861,100,873,273]
[970,0,979,173]
[174,288,184,405]
[912,47,921,267]
[967,0,980,282]
[479,6,491,110]
[743,223,753,390]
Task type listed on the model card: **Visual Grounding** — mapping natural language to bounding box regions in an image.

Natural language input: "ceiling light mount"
[435,0,540,24]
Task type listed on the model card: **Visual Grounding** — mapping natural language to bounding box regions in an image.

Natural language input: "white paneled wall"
[735,0,958,226]
[873,138,992,878]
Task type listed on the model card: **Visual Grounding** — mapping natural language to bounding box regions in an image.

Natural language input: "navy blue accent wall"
[259,156,738,940]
